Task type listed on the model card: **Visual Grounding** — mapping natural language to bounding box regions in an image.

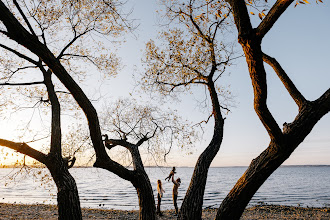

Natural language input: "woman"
[157,179,165,215]
[172,175,181,215]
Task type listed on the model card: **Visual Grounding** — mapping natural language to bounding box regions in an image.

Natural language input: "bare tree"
[142,1,237,219]
[214,0,330,219]
[99,98,198,218]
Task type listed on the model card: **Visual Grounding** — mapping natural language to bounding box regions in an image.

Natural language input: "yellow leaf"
[250,12,255,15]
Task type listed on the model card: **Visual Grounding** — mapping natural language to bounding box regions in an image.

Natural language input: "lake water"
[0,166,329,210]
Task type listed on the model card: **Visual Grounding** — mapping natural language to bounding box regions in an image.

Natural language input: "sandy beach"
[0,203,329,219]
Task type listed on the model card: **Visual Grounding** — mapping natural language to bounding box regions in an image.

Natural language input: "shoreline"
[0,203,329,219]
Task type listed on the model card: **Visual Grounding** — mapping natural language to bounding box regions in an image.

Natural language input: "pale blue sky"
[104,0,330,167]
[1,1,329,167]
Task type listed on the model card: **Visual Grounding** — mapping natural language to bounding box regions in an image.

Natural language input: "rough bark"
[97,140,156,220]
[130,144,156,220]
[132,170,156,220]
[43,66,82,220]
[47,156,82,220]
[178,80,224,220]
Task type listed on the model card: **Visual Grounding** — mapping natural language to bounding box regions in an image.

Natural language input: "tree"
[0,66,82,219]
[142,1,236,219]
[0,0,129,219]
[99,98,197,218]
[0,1,176,219]
[215,0,330,219]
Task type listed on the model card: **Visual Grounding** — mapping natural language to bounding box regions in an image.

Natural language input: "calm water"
[0,166,329,210]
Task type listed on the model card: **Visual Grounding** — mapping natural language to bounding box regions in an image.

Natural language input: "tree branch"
[315,88,330,114]
[226,0,253,38]
[0,43,38,65]
[105,138,130,149]
[40,67,62,154]
[0,81,44,86]
[227,0,283,141]
[0,139,48,164]
[57,31,90,60]
[262,52,307,109]
[13,0,38,37]
[256,0,294,39]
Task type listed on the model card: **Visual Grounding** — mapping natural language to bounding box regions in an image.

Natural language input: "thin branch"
[0,43,38,65]
[0,81,44,86]
[57,31,90,60]
[256,0,294,39]
[13,0,38,37]
[211,9,232,42]
[262,52,307,109]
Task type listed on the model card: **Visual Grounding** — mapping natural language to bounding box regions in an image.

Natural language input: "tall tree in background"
[216,0,330,219]
[0,65,82,219]
[142,1,236,219]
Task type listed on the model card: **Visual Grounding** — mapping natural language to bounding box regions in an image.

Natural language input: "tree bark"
[132,170,156,220]
[96,141,156,220]
[179,80,224,220]
[130,145,156,220]
[47,156,82,220]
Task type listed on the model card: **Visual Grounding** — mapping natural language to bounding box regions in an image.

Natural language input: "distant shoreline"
[1,164,330,169]
[0,203,329,219]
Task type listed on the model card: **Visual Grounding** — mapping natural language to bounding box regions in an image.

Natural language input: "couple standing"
[157,167,181,216]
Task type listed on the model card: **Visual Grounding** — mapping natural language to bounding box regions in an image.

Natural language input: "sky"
[0,0,329,167]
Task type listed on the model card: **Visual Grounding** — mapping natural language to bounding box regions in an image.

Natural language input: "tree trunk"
[178,80,224,220]
[216,102,329,219]
[129,145,156,220]
[48,156,82,220]
[178,121,223,220]
[132,170,156,220]
[216,140,289,220]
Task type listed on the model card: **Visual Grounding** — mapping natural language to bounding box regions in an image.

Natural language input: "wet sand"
[0,203,329,219]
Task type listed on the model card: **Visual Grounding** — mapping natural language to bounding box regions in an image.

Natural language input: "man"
[172,174,181,215]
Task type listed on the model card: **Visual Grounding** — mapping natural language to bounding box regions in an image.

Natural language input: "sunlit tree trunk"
[216,0,330,219]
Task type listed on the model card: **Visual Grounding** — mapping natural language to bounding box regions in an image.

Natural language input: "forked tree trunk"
[216,101,329,219]
[48,156,82,220]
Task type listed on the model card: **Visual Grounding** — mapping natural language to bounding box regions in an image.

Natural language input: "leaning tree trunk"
[178,80,224,220]
[178,122,223,220]
[47,156,82,220]
[216,140,288,220]
[216,101,329,219]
